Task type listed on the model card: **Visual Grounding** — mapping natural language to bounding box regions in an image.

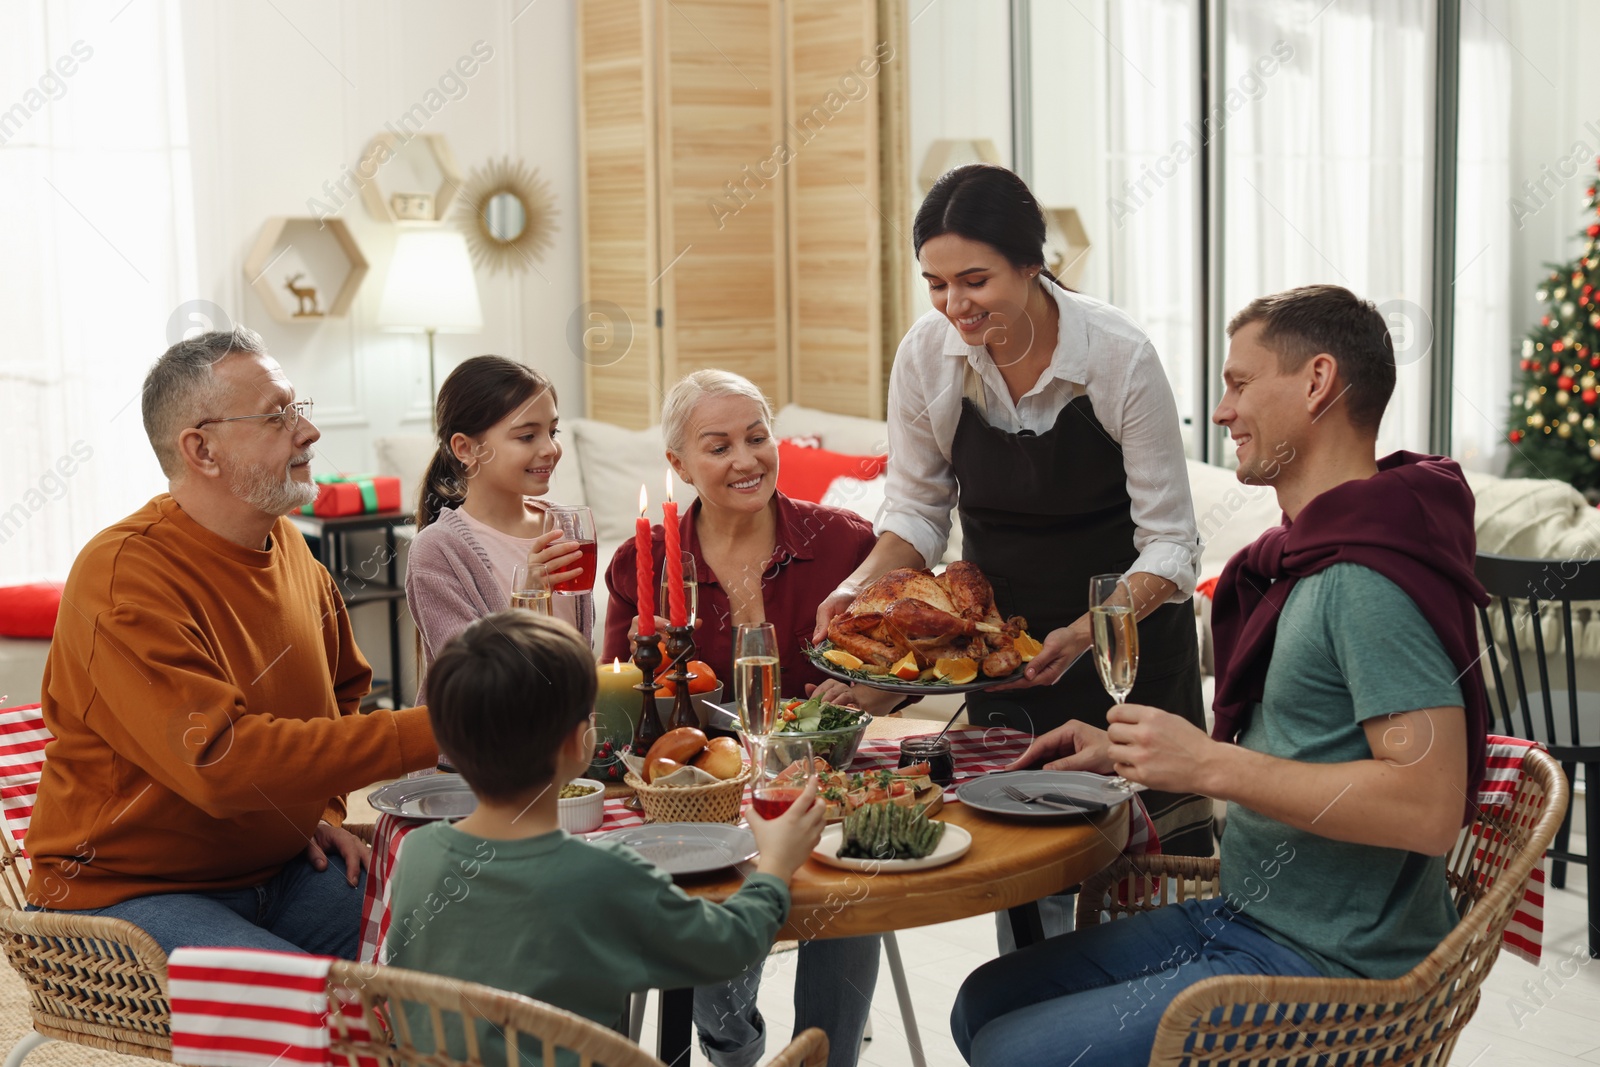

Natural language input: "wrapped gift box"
[299,474,402,517]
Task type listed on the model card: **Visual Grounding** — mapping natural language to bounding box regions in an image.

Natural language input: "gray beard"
[229,459,318,515]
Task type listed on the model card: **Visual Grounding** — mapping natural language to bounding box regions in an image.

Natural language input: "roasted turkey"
[828,560,1028,678]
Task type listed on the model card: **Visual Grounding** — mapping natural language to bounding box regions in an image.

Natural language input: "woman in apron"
[814,164,1213,862]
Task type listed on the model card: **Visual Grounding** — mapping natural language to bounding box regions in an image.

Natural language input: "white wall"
[179,0,582,481]
[906,0,1013,214]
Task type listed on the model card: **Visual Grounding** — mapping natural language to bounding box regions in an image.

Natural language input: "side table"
[287,510,415,709]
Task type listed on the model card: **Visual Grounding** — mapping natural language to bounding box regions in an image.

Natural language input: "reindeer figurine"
[284,273,323,317]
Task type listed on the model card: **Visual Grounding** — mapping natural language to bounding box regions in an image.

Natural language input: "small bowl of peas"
[557,778,606,834]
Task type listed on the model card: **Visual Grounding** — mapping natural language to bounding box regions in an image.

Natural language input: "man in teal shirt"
[952,284,1488,1067]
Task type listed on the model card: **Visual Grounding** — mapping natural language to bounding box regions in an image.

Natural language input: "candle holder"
[631,632,667,755]
[663,624,701,731]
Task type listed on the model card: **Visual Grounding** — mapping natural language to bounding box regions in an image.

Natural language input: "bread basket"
[624,766,751,824]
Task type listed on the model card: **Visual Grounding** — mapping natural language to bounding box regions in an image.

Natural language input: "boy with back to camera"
[385,610,825,1033]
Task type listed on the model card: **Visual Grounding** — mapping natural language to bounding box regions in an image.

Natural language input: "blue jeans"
[693,935,881,1067]
[951,898,1322,1067]
[60,855,366,959]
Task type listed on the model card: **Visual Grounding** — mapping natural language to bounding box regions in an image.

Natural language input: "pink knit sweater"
[405,508,504,705]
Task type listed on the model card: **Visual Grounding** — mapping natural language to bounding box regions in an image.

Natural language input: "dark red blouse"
[601,493,878,695]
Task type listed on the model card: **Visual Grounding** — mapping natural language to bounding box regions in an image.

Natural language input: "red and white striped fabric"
[0,703,51,854]
[358,727,1158,962]
[168,947,373,1067]
[1476,735,1550,965]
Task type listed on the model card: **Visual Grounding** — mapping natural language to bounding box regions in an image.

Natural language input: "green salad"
[776,696,868,733]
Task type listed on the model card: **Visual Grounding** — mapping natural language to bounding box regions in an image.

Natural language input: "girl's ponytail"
[415,448,466,531]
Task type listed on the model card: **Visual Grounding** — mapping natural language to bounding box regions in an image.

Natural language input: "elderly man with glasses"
[24,327,438,957]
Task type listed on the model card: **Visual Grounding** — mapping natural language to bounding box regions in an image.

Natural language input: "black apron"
[952,384,1215,856]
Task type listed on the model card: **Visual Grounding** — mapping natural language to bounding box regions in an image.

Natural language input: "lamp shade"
[376,229,483,332]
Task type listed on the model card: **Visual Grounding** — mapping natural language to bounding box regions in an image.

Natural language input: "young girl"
[405,356,582,703]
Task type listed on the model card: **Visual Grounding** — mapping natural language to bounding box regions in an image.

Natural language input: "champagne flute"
[734,622,781,742]
[510,562,553,616]
[1089,573,1139,790]
[750,736,815,819]
[658,551,698,627]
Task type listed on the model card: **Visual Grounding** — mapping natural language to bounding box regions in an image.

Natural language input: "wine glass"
[544,505,598,593]
[510,562,553,616]
[734,622,781,742]
[1089,573,1139,790]
[658,551,698,626]
[750,736,815,819]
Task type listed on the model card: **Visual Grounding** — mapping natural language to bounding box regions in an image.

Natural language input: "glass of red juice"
[750,736,815,819]
[544,505,598,593]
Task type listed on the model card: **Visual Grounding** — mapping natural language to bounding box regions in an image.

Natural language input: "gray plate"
[956,770,1141,818]
[590,823,758,876]
[804,643,1026,694]
[367,775,478,821]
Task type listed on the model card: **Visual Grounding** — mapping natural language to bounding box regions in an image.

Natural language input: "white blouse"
[877,279,1200,601]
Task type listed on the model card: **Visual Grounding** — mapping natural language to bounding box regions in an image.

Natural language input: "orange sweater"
[26,495,437,909]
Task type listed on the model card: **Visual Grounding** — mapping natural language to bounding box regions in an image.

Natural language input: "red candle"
[635,485,656,637]
[663,471,685,626]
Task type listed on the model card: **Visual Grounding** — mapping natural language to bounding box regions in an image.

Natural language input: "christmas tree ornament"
[1560,424,1572,438]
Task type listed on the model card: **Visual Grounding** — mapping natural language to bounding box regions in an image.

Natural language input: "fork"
[1000,784,1092,811]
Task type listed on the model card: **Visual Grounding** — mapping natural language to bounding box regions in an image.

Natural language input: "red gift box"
[300,474,401,517]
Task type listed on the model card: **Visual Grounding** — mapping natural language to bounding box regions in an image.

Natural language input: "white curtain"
[1450,0,1514,471]
[0,0,195,582]
[1106,0,1201,449]
[1222,0,1431,456]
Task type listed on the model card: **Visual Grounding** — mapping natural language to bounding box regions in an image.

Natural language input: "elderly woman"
[602,370,894,1067]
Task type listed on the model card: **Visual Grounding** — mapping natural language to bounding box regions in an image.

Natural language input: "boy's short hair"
[426,611,597,802]
[1227,284,1396,432]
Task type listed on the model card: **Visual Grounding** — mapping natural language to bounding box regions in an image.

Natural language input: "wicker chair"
[326,960,830,1067]
[1072,746,1568,1067]
[0,822,377,1067]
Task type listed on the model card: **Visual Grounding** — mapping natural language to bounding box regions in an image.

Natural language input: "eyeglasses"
[196,399,314,433]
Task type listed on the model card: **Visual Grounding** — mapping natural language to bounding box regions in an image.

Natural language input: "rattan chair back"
[1075,746,1568,1067]
[0,828,173,1060]
[326,960,829,1067]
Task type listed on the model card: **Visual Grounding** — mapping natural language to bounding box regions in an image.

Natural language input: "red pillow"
[776,440,888,503]
[0,583,64,639]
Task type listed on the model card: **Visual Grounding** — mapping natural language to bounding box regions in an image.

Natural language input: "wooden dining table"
[650,715,1132,1066]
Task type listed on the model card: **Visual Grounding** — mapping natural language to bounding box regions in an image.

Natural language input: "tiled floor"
[637,822,1598,1067]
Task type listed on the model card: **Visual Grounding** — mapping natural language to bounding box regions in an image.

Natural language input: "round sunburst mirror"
[454,157,557,275]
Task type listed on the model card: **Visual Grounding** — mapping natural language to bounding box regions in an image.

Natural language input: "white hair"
[660,370,775,456]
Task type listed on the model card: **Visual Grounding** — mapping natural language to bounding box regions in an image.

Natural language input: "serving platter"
[804,642,1026,694]
[810,822,972,872]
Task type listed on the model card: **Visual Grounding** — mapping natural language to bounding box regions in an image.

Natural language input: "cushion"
[772,404,889,457]
[565,418,695,543]
[776,441,887,503]
[0,584,63,639]
[1186,459,1283,584]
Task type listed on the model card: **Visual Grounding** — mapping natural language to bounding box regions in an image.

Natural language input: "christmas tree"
[1506,159,1600,496]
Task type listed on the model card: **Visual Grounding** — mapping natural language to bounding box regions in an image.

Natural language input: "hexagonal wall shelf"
[1043,207,1091,290]
[357,132,464,223]
[242,217,369,324]
[917,138,1002,194]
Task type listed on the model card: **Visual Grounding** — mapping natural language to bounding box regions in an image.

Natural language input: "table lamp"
[376,228,483,429]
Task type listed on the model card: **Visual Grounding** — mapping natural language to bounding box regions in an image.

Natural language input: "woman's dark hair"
[416,355,556,530]
[427,611,597,802]
[912,163,1071,290]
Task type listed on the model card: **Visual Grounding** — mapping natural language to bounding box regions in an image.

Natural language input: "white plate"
[810,822,971,872]
[590,823,758,876]
[367,775,477,820]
